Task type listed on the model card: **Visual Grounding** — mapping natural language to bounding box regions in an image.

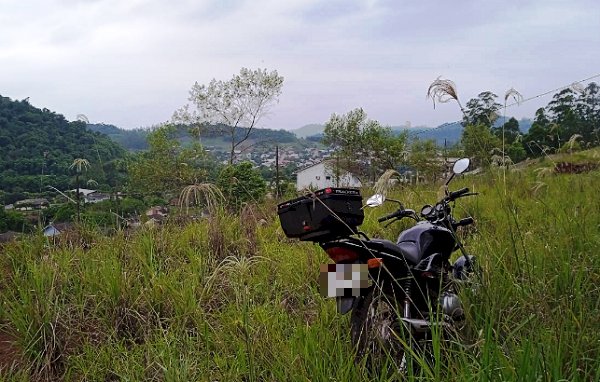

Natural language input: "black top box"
[277,188,364,242]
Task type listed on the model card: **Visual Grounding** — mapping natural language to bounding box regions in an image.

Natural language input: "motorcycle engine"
[440,292,464,321]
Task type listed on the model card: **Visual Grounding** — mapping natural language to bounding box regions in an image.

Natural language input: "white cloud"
[0,0,598,129]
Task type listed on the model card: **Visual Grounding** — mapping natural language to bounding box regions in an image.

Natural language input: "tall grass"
[0,150,599,381]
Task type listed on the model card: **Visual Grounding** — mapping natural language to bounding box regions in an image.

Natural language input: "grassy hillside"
[0,150,599,380]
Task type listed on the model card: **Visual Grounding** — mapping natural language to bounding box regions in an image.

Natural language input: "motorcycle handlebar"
[378,209,417,223]
[455,216,474,227]
[448,187,470,201]
[378,210,403,223]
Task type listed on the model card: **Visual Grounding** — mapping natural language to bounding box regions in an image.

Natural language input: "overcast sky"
[1,0,599,130]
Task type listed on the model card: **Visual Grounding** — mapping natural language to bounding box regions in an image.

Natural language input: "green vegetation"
[87,124,149,151]
[0,208,32,233]
[127,125,214,197]
[0,149,598,380]
[173,67,285,164]
[217,162,267,210]
[323,108,408,183]
[88,123,299,153]
[0,96,126,194]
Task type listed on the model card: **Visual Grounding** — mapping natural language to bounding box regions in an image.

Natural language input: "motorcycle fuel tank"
[397,222,456,258]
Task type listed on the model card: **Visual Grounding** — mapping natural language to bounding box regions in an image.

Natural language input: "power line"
[504,73,600,109]
[406,72,600,139]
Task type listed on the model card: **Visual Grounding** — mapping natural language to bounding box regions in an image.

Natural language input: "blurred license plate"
[319,264,369,297]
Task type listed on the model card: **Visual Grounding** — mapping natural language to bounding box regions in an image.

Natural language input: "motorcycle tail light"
[325,247,359,263]
[420,271,436,279]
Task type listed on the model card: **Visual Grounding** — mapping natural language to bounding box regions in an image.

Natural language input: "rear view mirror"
[453,158,470,174]
[366,194,385,207]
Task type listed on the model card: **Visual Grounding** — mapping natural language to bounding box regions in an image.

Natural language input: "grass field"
[0,149,599,381]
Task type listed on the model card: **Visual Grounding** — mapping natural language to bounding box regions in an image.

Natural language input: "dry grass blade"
[566,134,582,150]
[240,204,258,256]
[534,167,554,179]
[373,169,400,196]
[426,77,464,112]
[570,82,585,94]
[504,88,524,105]
[179,183,224,215]
[531,180,548,195]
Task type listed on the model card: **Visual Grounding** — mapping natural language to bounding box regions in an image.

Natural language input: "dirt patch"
[554,161,599,174]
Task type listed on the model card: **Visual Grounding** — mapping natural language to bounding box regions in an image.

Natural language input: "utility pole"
[275,145,280,198]
[444,138,448,177]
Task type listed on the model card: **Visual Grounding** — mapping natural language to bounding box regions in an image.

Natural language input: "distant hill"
[398,123,464,145]
[0,95,126,195]
[88,123,301,152]
[292,124,325,138]
[398,117,532,146]
[88,124,150,151]
[298,117,533,146]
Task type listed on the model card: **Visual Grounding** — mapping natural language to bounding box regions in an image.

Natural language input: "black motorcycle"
[277,158,477,371]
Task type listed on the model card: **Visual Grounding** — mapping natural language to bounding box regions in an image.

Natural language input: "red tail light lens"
[325,247,359,263]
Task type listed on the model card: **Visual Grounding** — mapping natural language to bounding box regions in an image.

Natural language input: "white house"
[43,223,73,237]
[296,160,362,191]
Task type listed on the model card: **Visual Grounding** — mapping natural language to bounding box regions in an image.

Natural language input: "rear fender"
[336,296,356,314]
[320,238,408,269]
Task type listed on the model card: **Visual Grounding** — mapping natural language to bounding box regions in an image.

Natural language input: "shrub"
[217,162,266,210]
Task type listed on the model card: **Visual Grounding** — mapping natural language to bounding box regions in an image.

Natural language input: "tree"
[323,108,407,183]
[577,82,600,144]
[547,88,581,145]
[173,68,284,164]
[69,158,90,222]
[128,125,212,196]
[492,117,520,145]
[507,141,527,163]
[525,108,553,156]
[463,92,502,128]
[491,117,525,164]
[0,208,32,233]
[0,95,125,194]
[217,162,266,210]
[461,124,500,168]
[363,124,408,179]
[409,139,440,183]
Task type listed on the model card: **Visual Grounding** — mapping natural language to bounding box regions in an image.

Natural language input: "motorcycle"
[277,158,477,371]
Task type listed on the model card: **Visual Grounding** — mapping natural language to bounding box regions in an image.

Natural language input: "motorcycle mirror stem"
[445,158,470,187]
[445,173,455,187]
[386,197,403,208]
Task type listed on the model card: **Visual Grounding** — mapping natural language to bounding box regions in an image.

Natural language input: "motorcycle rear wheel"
[350,286,408,373]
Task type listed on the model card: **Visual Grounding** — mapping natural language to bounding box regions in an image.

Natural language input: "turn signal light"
[325,247,359,263]
[367,258,383,268]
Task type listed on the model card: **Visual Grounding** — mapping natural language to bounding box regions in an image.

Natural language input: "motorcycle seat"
[369,239,420,265]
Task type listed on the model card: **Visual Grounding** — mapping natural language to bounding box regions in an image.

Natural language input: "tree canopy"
[127,125,215,197]
[217,162,266,210]
[173,68,284,164]
[0,95,126,194]
[323,108,407,182]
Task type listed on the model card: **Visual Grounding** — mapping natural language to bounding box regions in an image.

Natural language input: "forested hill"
[88,123,299,151]
[0,95,126,194]
[88,123,149,151]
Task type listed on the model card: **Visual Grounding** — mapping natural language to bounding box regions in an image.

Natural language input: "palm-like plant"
[70,158,90,222]
[179,183,224,215]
